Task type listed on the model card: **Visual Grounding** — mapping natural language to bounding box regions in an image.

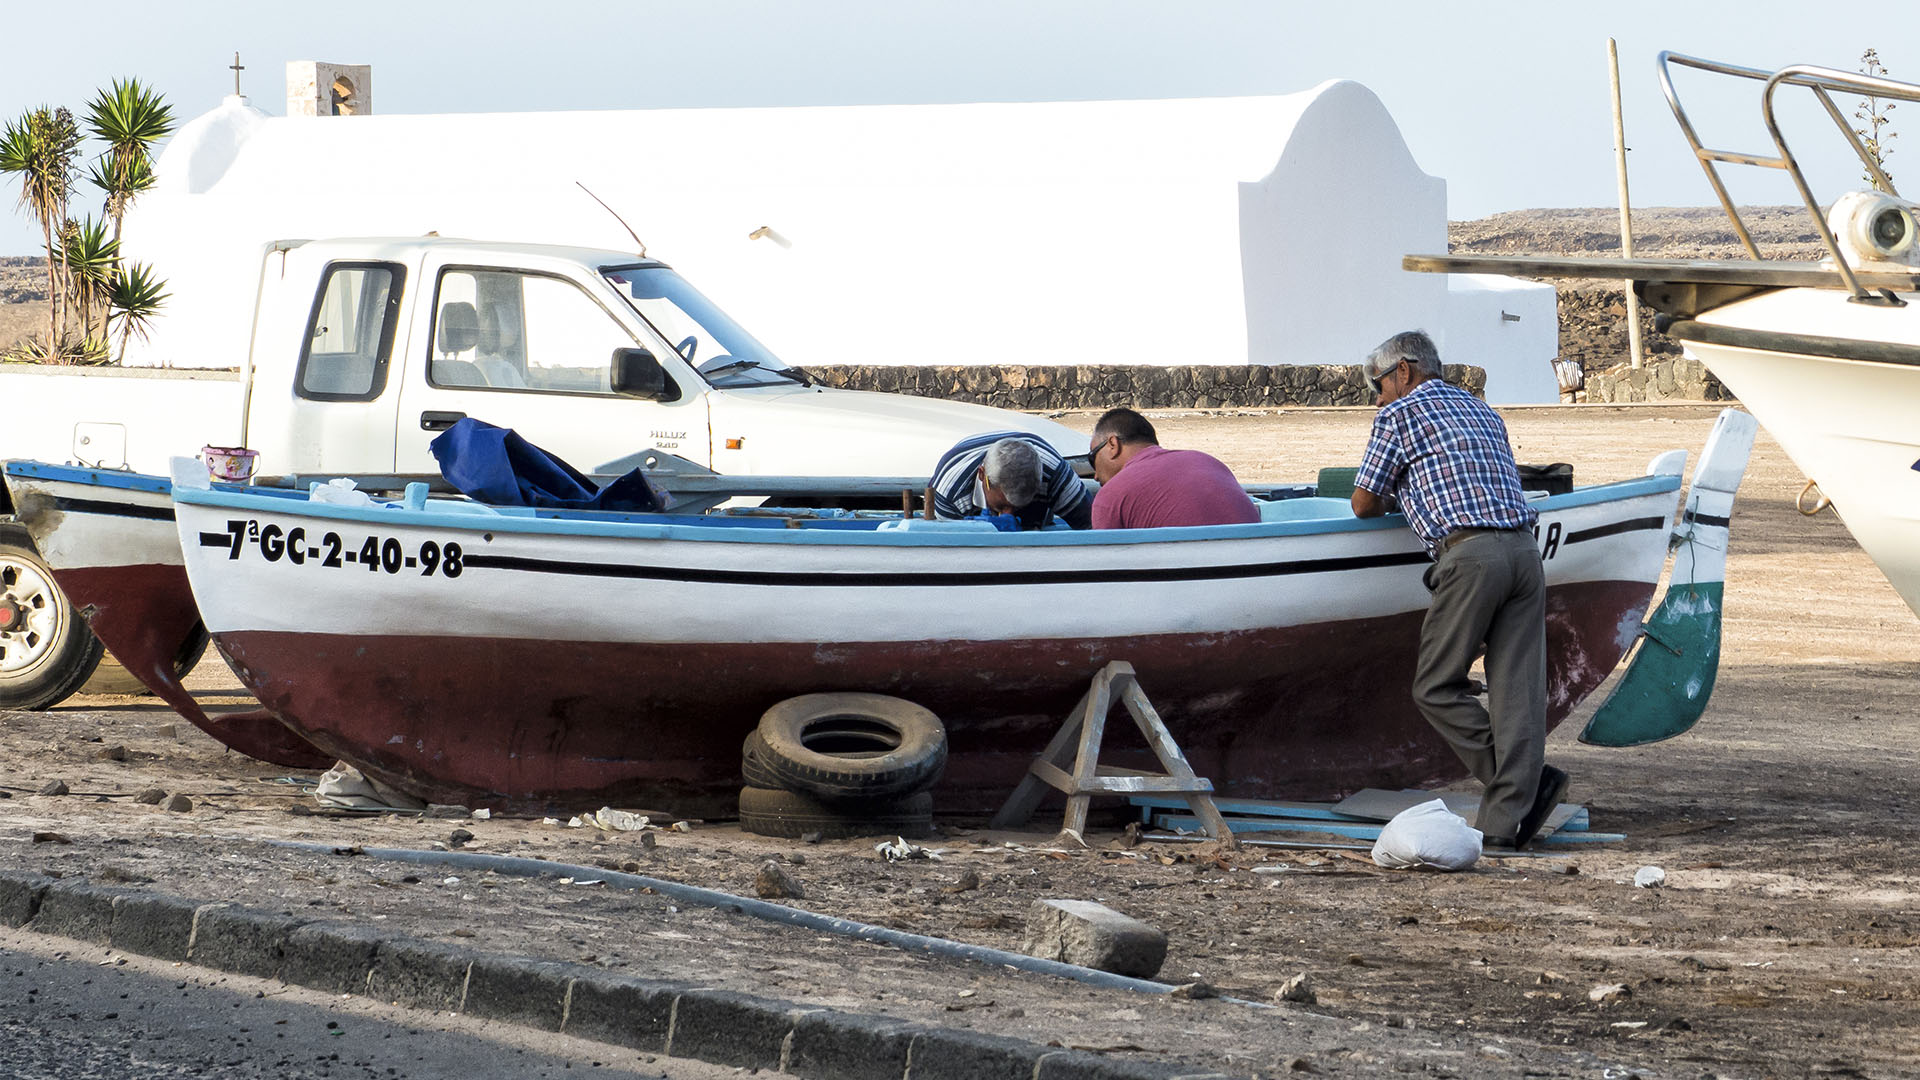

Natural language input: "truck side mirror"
[610,347,677,401]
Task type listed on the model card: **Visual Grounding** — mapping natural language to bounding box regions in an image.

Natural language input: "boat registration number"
[210,519,465,578]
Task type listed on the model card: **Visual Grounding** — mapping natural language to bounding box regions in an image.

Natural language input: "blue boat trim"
[171,472,1682,550]
[5,460,170,494]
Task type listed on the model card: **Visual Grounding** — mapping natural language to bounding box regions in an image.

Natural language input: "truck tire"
[80,621,212,696]
[736,785,934,840]
[0,523,106,710]
[753,692,947,805]
[740,730,784,790]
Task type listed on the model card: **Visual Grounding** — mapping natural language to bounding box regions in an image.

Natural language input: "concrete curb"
[0,869,1236,1080]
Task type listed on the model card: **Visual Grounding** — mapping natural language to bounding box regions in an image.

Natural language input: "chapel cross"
[230,52,245,96]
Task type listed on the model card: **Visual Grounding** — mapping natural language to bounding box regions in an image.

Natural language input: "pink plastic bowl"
[201,445,259,483]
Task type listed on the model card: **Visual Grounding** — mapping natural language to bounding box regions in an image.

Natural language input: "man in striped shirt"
[1351,330,1567,851]
[927,431,1091,530]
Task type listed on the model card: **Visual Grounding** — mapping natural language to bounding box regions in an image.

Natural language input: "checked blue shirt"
[1354,379,1536,554]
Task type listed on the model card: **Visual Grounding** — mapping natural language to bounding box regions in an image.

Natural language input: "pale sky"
[0,0,1906,255]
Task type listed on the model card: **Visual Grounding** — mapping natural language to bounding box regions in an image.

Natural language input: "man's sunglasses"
[1366,360,1400,395]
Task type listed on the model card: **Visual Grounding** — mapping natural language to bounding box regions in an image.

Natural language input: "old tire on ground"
[80,620,212,696]
[736,785,934,840]
[754,692,947,804]
[740,730,784,790]
[0,523,106,710]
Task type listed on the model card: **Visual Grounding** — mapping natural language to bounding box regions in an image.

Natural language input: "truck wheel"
[0,524,106,710]
[736,786,934,840]
[80,621,212,696]
[754,692,947,805]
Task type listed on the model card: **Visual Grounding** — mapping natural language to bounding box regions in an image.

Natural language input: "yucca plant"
[63,215,119,342]
[0,106,82,358]
[85,79,172,243]
[107,260,168,364]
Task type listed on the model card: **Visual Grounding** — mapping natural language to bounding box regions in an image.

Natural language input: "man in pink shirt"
[1089,408,1260,529]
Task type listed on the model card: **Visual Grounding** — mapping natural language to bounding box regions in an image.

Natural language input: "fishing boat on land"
[166,413,1753,816]
[3,463,334,768]
[1409,51,1920,618]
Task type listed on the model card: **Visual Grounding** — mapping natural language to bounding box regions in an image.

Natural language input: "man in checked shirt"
[1350,330,1568,851]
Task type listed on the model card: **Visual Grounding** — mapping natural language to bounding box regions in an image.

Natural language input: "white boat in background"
[1410,51,1920,617]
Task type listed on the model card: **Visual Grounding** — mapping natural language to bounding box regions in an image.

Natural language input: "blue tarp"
[428,418,664,512]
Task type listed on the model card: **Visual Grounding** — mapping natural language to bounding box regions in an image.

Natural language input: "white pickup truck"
[0,235,1087,706]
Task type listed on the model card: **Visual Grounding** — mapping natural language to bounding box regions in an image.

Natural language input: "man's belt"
[1437,526,1526,554]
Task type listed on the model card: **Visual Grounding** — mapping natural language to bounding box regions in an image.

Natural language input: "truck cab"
[250,238,1085,481]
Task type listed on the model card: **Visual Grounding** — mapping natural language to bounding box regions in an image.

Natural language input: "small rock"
[619,861,640,873]
[1343,953,1374,967]
[1168,981,1216,1000]
[1276,973,1317,1004]
[1021,899,1167,979]
[800,830,825,845]
[37,780,69,796]
[1634,866,1667,889]
[1119,821,1144,848]
[1548,862,1580,876]
[1536,970,1565,984]
[427,804,472,819]
[448,829,475,849]
[1286,1056,1316,1072]
[944,869,981,894]
[786,852,806,866]
[470,808,491,820]
[1679,956,1729,972]
[1663,1016,1693,1032]
[161,794,193,813]
[639,832,657,851]
[92,745,127,762]
[0,791,10,799]
[754,860,805,900]
[133,788,168,805]
[155,724,177,738]
[1590,982,1632,1004]
[31,832,71,845]
[1395,915,1418,926]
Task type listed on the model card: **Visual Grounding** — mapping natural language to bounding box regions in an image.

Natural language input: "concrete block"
[785,1010,917,1080]
[34,881,137,944]
[1021,899,1167,979]
[907,1027,1049,1080]
[462,955,577,1030]
[560,973,683,1052]
[281,921,384,995]
[0,869,51,928]
[666,988,796,1069]
[108,891,200,962]
[367,936,471,1011]
[188,904,308,978]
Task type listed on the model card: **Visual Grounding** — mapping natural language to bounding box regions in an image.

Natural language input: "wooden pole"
[1609,38,1646,371]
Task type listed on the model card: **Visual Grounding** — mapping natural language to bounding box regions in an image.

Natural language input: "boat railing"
[1659,50,1920,303]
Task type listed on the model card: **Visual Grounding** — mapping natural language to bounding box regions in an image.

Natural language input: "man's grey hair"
[1364,330,1444,382]
[983,437,1045,508]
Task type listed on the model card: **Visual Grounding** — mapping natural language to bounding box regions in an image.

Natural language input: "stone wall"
[1582,354,1732,403]
[800,363,1486,410]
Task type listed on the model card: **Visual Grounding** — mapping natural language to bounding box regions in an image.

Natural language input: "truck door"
[393,263,709,476]
[272,261,407,475]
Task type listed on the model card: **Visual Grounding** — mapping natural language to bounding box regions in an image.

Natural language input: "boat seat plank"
[1403,252,1920,291]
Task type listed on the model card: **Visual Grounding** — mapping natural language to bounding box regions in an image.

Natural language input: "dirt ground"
[2,403,1917,1079]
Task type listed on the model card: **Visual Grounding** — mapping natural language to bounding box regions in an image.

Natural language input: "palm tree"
[0,107,82,358]
[107,261,168,364]
[85,79,173,244]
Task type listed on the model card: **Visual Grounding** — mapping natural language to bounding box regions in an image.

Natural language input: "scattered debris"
[1633,866,1667,889]
[670,820,693,833]
[1679,956,1730,972]
[427,804,471,819]
[875,837,943,863]
[586,807,650,832]
[1590,983,1633,1005]
[1276,973,1317,1004]
[155,724,177,738]
[640,832,657,851]
[800,830,824,845]
[471,808,491,820]
[1537,971,1566,985]
[37,780,68,796]
[30,831,71,845]
[565,816,587,828]
[943,869,981,894]
[1168,980,1217,1000]
[448,829,475,849]
[1021,899,1167,979]
[1052,828,1089,849]
[1285,1056,1316,1073]
[754,860,806,900]
[1119,821,1145,848]
[162,794,193,813]
[314,764,426,812]
[133,788,167,805]
[92,744,127,762]
[786,852,806,866]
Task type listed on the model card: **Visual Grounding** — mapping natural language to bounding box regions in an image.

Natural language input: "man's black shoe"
[1512,764,1570,849]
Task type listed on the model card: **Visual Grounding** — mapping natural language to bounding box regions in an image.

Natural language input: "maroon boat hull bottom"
[53,563,336,770]
[212,579,1653,816]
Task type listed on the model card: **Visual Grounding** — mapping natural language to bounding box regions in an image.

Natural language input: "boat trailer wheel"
[0,525,105,709]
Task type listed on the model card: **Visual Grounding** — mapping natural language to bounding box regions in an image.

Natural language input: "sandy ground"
[3,403,1918,1078]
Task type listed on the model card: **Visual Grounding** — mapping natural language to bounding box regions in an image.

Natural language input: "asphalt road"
[0,932,735,1080]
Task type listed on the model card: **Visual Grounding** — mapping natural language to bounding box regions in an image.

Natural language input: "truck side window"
[430,268,650,396]
[296,263,404,402]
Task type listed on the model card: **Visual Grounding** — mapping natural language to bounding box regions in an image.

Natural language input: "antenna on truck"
[576,182,648,258]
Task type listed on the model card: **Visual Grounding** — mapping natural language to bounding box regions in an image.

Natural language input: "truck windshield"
[601,266,805,388]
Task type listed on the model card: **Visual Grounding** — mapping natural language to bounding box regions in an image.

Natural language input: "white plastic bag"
[313,762,427,811]
[308,478,375,506]
[1370,798,1483,870]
